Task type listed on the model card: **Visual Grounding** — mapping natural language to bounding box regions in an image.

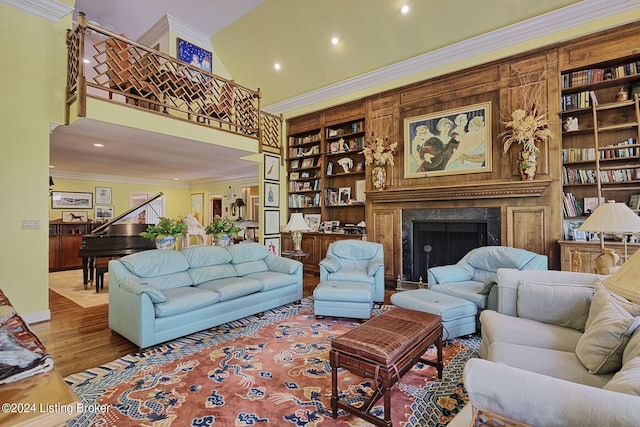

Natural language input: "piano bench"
[95,265,108,293]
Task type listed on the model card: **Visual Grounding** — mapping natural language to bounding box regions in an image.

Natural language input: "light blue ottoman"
[390,289,476,340]
[313,280,373,319]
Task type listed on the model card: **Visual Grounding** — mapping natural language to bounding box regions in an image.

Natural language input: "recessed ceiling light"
[49,165,55,168]
[93,143,104,147]
[83,58,90,64]
[401,3,410,14]
[274,62,281,71]
[173,177,180,181]
[331,37,339,46]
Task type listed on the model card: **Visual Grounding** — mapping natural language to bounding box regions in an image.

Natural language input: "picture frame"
[301,158,315,169]
[95,187,112,204]
[51,191,93,209]
[563,218,586,240]
[264,210,280,235]
[290,159,299,169]
[61,210,88,223]
[304,214,321,232]
[176,38,212,72]
[264,182,279,208]
[265,236,280,256]
[264,154,280,181]
[94,205,114,221]
[404,101,492,178]
[289,171,300,180]
[190,193,204,224]
[338,187,351,205]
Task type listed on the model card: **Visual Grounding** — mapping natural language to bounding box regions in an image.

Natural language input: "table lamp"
[578,200,640,274]
[286,213,310,253]
[234,198,245,220]
[601,248,640,303]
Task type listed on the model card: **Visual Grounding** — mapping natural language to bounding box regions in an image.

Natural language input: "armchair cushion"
[367,258,383,276]
[516,280,594,331]
[604,357,640,396]
[466,246,542,271]
[430,264,473,284]
[319,254,341,273]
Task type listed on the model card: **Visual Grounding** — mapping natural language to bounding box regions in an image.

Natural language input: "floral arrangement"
[360,133,398,166]
[205,215,240,235]
[140,216,188,241]
[500,104,554,153]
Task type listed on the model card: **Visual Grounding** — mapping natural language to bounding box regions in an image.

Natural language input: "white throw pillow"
[576,284,640,374]
[516,280,594,331]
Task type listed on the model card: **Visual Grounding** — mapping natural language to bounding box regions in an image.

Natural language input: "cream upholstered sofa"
[449,268,640,427]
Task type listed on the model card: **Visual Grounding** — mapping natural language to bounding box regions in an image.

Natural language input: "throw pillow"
[585,279,640,330]
[516,280,594,331]
[575,284,640,374]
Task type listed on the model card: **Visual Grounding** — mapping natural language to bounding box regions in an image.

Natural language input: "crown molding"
[166,14,214,52]
[50,170,258,188]
[0,0,72,22]
[264,0,640,115]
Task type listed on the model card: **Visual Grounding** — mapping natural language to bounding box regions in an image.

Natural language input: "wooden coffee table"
[330,307,443,427]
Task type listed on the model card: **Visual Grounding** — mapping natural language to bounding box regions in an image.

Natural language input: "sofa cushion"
[488,342,613,389]
[121,249,190,277]
[331,240,380,260]
[154,287,221,318]
[196,277,264,301]
[181,245,232,267]
[234,260,269,276]
[188,264,238,285]
[265,254,300,274]
[576,285,640,374]
[120,278,167,303]
[603,357,640,396]
[465,246,538,271]
[516,280,594,331]
[226,243,269,264]
[144,271,194,291]
[480,310,582,353]
[245,271,298,291]
[429,265,473,284]
[324,269,375,285]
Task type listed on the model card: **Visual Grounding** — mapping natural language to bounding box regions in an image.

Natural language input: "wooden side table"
[281,250,310,263]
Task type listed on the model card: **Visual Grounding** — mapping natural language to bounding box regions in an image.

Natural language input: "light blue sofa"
[108,243,302,348]
[427,246,548,311]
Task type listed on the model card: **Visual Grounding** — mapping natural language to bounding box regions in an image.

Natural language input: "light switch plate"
[21,220,40,230]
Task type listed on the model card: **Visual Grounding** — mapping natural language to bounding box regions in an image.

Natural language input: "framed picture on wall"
[190,193,204,224]
[51,191,93,209]
[265,236,280,255]
[95,205,114,221]
[62,210,88,223]
[264,154,280,181]
[177,38,212,72]
[264,182,279,208]
[264,210,280,235]
[404,101,492,178]
[95,187,112,204]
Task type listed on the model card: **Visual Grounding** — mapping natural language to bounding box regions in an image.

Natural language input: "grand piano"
[78,192,163,291]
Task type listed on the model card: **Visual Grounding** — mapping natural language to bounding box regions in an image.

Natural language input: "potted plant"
[140,216,188,249]
[205,215,241,246]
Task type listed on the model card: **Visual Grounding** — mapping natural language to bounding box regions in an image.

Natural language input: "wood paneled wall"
[287,22,640,280]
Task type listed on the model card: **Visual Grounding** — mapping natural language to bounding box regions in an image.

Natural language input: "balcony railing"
[65,13,282,154]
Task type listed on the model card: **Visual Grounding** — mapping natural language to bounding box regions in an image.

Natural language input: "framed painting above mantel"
[404,101,492,179]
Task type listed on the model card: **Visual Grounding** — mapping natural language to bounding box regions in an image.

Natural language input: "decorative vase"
[155,235,177,250]
[213,233,232,246]
[517,143,539,181]
[372,164,386,190]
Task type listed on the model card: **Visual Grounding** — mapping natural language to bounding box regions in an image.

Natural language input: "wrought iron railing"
[66,13,282,154]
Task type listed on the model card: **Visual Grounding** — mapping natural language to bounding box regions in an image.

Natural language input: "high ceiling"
[51,0,631,185]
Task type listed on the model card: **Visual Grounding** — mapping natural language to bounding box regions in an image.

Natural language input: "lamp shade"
[602,248,640,303]
[286,213,310,232]
[235,198,245,207]
[578,200,640,233]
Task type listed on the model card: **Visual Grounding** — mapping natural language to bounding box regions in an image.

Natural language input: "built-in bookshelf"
[286,117,366,230]
[560,54,640,219]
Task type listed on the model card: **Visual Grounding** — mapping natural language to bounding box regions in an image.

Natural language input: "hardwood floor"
[32,274,394,378]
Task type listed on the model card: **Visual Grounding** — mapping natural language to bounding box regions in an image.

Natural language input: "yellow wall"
[49,179,190,221]
[0,2,73,319]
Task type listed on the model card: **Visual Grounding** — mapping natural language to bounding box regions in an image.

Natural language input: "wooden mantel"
[366,179,552,202]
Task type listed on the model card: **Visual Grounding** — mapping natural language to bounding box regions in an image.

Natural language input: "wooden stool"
[330,307,443,426]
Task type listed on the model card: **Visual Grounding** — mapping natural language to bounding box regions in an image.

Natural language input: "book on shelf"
[563,192,583,217]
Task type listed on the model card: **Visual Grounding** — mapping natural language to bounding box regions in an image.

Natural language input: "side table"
[281,250,310,263]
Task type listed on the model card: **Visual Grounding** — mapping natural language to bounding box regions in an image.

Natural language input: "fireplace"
[402,208,500,281]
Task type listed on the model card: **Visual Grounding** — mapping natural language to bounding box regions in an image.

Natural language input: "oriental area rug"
[65,299,479,426]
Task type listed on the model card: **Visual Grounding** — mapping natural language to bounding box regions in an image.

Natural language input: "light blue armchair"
[427,246,548,310]
[319,240,385,303]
